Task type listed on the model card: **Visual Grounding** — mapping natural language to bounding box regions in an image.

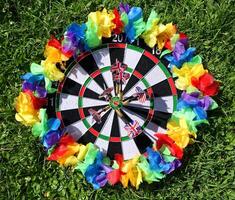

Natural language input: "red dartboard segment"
[79,86,86,97]
[89,127,99,137]
[110,137,121,142]
[90,69,101,79]
[147,109,155,121]
[79,108,86,119]
[147,87,154,97]
[57,80,65,93]
[133,70,143,79]
[109,43,126,48]
[56,111,64,127]
[168,77,177,95]
[143,50,159,64]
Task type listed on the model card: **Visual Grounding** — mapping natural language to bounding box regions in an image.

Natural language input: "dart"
[88,105,111,124]
[88,108,102,124]
[115,109,123,118]
[99,87,113,101]
[133,86,147,103]
[122,96,138,105]
[124,120,142,138]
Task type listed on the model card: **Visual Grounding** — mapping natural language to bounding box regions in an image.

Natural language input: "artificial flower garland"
[15,3,219,189]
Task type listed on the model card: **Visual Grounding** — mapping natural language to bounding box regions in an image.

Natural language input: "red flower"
[155,133,183,159]
[47,135,75,161]
[25,90,47,110]
[47,37,62,49]
[107,154,125,185]
[191,73,219,96]
[112,8,124,35]
[47,37,73,58]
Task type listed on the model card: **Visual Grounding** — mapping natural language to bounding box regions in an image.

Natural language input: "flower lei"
[15,3,219,189]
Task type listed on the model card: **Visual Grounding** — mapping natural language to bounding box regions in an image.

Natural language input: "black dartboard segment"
[52,40,178,160]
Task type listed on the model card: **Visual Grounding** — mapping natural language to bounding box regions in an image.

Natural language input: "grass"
[0,0,235,199]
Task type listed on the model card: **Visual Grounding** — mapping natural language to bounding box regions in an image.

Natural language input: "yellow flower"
[58,144,80,165]
[173,63,208,90]
[167,118,196,148]
[141,10,160,48]
[156,23,176,50]
[142,27,159,48]
[41,60,64,81]
[44,44,69,63]
[120,157,142,189]
[142,21,175,49]
[63,156,79,167]
[76,144,89,161]
[88,8,115,38]
[15,92,40,126]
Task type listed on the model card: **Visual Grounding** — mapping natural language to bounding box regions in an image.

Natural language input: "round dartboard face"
[48,35,178,160]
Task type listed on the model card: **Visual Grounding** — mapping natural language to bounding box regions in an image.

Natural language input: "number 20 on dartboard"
[112,34,125,43]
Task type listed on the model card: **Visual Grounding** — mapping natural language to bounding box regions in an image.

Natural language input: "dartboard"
[48,34,178,160]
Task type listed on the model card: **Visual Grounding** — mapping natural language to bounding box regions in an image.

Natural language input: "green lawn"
[0,0,234,199]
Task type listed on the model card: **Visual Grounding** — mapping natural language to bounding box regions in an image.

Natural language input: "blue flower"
[85,152,112,189]
[165,45,196,68]
[62,23,87,56]
[147,147,171,173]
[124,7,145,43]
[42,118,62,149]
[21,73,46,97]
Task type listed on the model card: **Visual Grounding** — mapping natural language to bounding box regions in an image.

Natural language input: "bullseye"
[109,96,123,110]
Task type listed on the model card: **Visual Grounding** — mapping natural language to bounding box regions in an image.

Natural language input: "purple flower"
[85,152,112,189]
[119,3,131,13]
[165,159,182,174]
[173,38,188,60]
[179,92,213,111]
[165,36,196,68]
[21,73,47,98]
[42,129,63,149]
[177,92,214,120]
